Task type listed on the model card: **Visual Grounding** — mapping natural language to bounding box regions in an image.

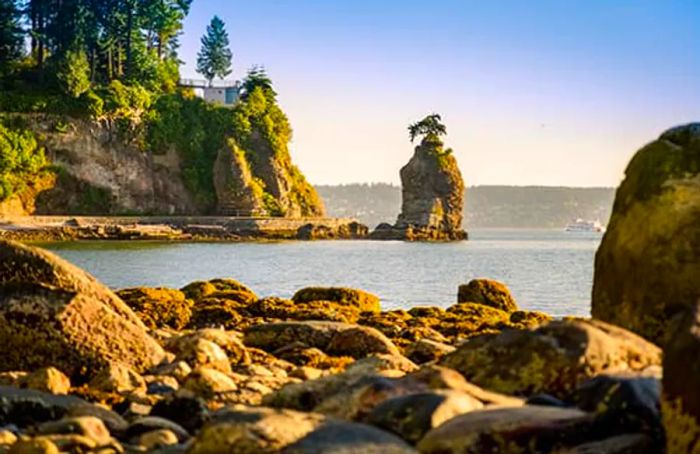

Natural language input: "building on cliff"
[179,79,241,106]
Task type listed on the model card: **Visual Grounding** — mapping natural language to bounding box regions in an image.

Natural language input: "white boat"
[565,218,606,233]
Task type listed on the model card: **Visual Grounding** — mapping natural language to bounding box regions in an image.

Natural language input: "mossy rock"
[509,310,553,328]
[180,281,217,300]
[457,279,518,312]
[592,123,700,345]
[182,278,256,303]
[292,287,381,312]
[273,345,354,370]
[246,297,361,323]
[438,303,511,338]
[358,311,412,339]
[439,318,661,398]
[116,287,193,330]
[188,299,244,330]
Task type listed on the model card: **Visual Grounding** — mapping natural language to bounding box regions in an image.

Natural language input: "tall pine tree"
[196,15,232,85]
[0,0,24,74]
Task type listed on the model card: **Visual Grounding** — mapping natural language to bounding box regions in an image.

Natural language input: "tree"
[196,15,232,85]
[408,113,447,143]
[0,0,24,74]
[57,47,91,97]
[241,65,276,100]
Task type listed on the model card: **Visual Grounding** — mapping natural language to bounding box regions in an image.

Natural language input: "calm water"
[42,229,601,317]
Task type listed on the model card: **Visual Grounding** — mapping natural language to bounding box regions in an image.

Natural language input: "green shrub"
[0,120,50,200]
[56,48,91,98]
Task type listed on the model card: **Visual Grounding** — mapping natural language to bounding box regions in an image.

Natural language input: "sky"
[178,1,700,187]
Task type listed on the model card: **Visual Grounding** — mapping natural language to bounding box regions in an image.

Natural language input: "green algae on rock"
[592,122,700,345]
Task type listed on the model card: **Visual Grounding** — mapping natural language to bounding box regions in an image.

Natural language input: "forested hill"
[316,184,615,229]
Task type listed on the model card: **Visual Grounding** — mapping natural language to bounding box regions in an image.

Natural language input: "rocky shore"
[0,238,674,453]
[0,216,369,242]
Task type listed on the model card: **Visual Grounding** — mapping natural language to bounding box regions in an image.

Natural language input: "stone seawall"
[0,216,368,241]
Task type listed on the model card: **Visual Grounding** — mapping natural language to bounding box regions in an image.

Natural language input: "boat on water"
[565,218,606,233]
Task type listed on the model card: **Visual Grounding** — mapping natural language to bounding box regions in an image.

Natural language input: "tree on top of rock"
[196,15,233,85]
[408,114,447,143]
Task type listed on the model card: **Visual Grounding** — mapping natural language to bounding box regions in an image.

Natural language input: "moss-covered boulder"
[187,298,244,330]
[181,278,256,303]
[439,319,661,398]
[292,287,381,313]
[0,240,165,380]
[592,123,700,345]
[116,287,192,330]
[246,297,361,323]
[662,302,700,453]
[457,279,518,312]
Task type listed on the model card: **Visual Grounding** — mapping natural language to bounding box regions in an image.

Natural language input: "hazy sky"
[179,1,700,187]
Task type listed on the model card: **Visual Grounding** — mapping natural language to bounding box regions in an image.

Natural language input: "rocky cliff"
[0,90,325,218]
[371,137,466,240]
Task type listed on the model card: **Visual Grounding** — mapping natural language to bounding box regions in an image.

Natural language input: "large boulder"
[417,406,595,453]
[371,135,466,241]
[116,287,192,330]
[284,421,417,454]
[0,240,165,379]
[662,301,700,453]
[244,321,400,359]
[592,123,700,345]
[439,319,661,397]
[457,279,518,312]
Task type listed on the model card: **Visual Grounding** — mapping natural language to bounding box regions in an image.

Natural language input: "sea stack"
[372,114,467,241]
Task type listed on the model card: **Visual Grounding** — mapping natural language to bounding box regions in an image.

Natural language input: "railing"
[179,78,241,89]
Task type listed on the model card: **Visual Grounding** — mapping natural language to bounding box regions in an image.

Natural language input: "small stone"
[289,367,323,381]
[36,416,111,446]
[150,361,192,383]
[8,438,59,454]
[20,368,70,395]
[0,430,17,446]
[138,429,179,450]
[181,367,237,400]
[89,363,146,394]
[144,375,180,395]
[174,339,232,374]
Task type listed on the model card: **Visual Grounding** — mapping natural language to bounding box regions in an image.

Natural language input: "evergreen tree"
[196,15,232,85]
[0,0,24,74]
[241,65,276,100]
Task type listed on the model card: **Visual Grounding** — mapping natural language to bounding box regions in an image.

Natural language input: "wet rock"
[291,287,381,312]
[126,416,189,443]
[188,406,325,453]
[244,321,400,359]
[284,421,417,453]
[150,395,209,434]
[20,368,70,395]
[592,123,700,345]
[366,390,483,443]
[116,287,192,330]
[0,240,165,379]
[662,302,700,453]
[573,373,662,443]
[417,406,595,453]
[561,433,654,454]
[457,279,518,312]
[89,363,146,394]
[405,339,455,364]
[36,416,111,446]
[440,319,661,397]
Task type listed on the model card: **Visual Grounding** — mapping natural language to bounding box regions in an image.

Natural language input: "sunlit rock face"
[591,123,700,345]
[371,137,466,241]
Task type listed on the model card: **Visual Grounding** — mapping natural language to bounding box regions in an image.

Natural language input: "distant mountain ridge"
[316,184,615,229]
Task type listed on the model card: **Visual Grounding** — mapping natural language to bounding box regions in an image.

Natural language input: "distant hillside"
[316,184,615,228]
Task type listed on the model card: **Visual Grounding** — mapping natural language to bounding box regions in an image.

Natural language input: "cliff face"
[0,103,325,218]
[371,137,466,240]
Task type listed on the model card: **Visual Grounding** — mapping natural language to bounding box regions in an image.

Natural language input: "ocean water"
[43,229,601,317]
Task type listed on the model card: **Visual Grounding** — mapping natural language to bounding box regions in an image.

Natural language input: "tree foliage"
[0,0,23,76]
[0,120,50,201]
[196,15,232,84]
[57,48,91,98]
[241,65,276,100]
[408,113,447,143]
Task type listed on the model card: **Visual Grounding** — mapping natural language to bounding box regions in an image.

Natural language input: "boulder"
[417,406,595,453]
[165,329,250,366]
[188,406,326,453]
[592,123,700,345]
[283,421,417,453]
[405,339,455,364]
[116,287,192,330]
[0,240,165,379]
[291,287,381,312]
[246,297,362,324]
[366,390,483,443]
[244,321,400,359]
[20,368,71,395]
[440,319,661,397]
[662,302,700,453]
[89,363,146,394]
[561,433,654,454]
[181,367,237,401]
[150,395,210,434]
[457,279,518,312]
[36,416,111,447]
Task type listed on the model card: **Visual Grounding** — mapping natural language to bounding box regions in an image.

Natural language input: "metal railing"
[179,78,241,89]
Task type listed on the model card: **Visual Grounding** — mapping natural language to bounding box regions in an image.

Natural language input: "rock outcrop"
[0,240,165,379]
[371,137,466,241]
[592,123,700,345]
